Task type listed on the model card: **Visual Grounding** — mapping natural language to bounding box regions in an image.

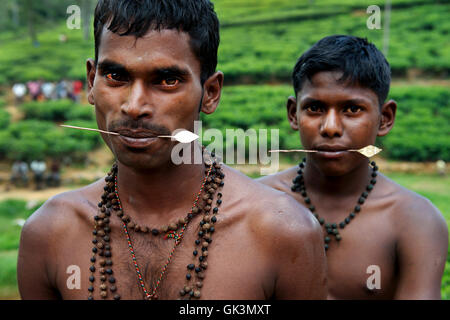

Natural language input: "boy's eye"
[345,105,363,113]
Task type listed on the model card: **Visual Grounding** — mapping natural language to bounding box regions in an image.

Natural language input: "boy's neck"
[303,160,372,199]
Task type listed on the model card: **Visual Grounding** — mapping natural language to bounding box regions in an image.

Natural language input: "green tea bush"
[382,86,450,161]
[0,109,10,129]
[21,100,95,122]
[0,199,41,251]
[0,119,101,161]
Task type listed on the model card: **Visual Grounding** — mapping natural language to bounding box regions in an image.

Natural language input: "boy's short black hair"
[94,0,220,84]
[292,35,391,106]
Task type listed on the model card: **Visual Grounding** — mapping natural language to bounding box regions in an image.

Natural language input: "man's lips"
[115,129,160,138]
[113,129,167,148]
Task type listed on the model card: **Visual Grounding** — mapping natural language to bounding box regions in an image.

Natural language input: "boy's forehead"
[298,71,379,106]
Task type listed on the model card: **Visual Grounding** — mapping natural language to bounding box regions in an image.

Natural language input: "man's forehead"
[97,27,197,70]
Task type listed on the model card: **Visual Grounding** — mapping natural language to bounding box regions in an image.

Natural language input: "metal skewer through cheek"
[60,125,200,143]
[269,145,382,158]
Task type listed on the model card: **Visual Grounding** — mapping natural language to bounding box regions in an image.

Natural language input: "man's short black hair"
[94,0,220,84]
[292,35,391,106]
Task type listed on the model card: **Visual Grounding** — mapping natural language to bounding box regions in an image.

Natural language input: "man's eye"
[345,105,363,113]
[306,105,322,112]
[105,73,128,82]
[161,78,179,86]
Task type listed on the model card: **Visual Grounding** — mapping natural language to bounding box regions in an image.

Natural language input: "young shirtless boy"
[259,35,448,299]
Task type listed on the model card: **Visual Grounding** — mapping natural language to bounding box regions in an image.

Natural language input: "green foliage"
[381,86,450,161]
[0,199,41,252]
[0,119,100,161]
[0,251,18,288]
[0,108,11,129]
[20,99,95,122]
[0,99,99,161]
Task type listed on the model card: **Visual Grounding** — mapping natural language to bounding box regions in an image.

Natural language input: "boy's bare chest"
[318,208,398,299]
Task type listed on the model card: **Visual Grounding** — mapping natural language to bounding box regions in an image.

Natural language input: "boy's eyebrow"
[340,98,371,105]
[300,97,372,106]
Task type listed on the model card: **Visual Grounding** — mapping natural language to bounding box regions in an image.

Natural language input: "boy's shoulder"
[377,173,447,232]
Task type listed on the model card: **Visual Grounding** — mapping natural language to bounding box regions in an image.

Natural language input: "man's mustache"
[108,119,172,136]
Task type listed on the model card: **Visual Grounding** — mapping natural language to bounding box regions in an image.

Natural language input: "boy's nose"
[319,109,343,138]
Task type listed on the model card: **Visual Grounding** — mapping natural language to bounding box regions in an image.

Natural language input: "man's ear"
[377,99,397,137]
[201,71,224,114]
[287,96,299,131]
[86,58,96,106]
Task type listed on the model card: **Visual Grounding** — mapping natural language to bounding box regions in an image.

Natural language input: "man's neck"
[115,156,205,220]
[303,159,371,199]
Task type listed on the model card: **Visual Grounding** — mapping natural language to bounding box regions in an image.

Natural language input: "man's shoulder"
[256,166,298,193]
[22,178,104,239]
[221,165,321,244]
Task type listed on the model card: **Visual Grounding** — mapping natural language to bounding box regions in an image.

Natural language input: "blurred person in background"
[41,81,56,100]
[9,160,29,188]
[12,83,27,103]
[30,159,46,190]
[27,80,41,101]
[71,79,83,102]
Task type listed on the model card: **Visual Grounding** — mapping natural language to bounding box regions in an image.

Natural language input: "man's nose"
[319,108,343,138]
[120,80,153,120]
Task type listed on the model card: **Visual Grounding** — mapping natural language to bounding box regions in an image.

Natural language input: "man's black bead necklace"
[291,159,378,251]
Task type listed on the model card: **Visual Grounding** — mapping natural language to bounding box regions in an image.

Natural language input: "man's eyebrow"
[97,60,128,73]
[154,66,190,77]
[97,61,189,78]
[300,97,325,105]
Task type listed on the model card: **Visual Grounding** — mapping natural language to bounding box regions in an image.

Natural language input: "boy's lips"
[314,145,351,159]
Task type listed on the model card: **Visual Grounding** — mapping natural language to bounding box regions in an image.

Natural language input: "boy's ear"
[201,71,224,114]
[287,96,299,131]
[86,58,96,105]
[377,99,397,137]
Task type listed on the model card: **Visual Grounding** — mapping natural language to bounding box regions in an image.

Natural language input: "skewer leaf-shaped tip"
[172,130,199,143]
[358,145,382,158]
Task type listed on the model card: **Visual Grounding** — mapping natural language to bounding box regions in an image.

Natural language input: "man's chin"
[111,145,172,171]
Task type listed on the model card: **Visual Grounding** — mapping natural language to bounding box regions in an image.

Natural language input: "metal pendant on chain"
[291,158,378,251]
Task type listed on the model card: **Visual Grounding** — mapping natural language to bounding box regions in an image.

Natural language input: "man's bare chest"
[54,219,269,300]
